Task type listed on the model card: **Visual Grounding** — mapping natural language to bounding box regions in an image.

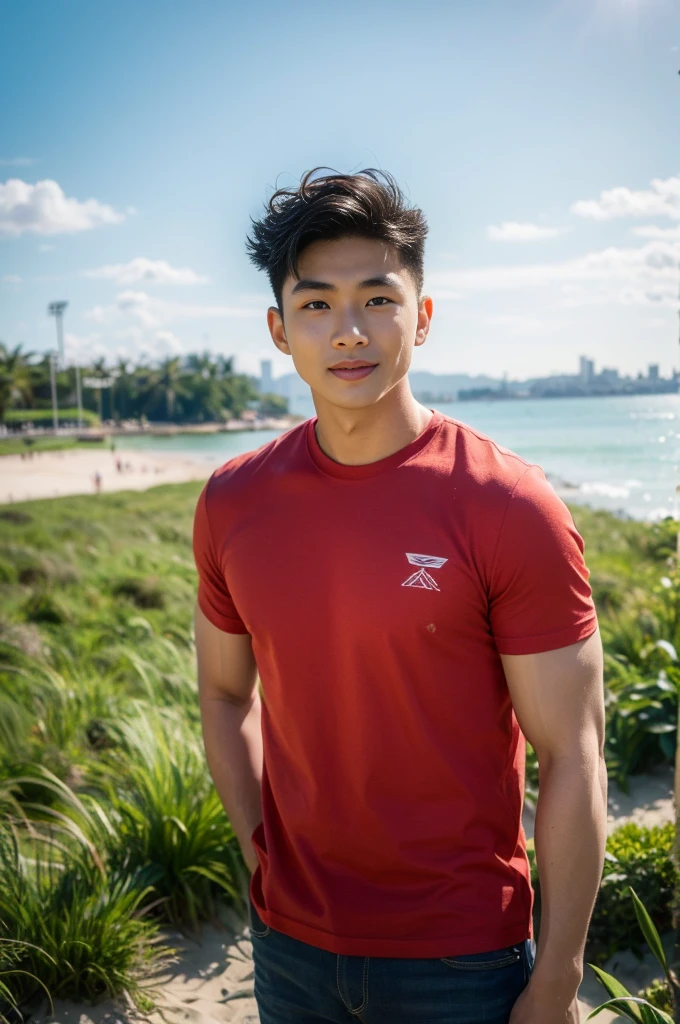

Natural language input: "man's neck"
[312,383,434,467]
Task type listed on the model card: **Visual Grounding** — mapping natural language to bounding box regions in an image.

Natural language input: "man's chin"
[313,384,383,413]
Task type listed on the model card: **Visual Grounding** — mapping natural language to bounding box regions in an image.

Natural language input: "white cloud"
[65,328,186,364]
[487,222,565,242]
[0,157,36,167]
[1,274,22,285]
[83,257,208,286]
[481,314,544,333]
[571,174,680,221]
[0,178,125,236]
[85,290,263,328]
[632,224,680,240]
[429,238,680,309]
[153,330,184,354]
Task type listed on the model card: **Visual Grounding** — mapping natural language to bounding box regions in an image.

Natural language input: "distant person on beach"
[192,168,606,1024]
[92,470,102,493]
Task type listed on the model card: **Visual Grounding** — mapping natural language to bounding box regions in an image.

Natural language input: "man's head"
[246,168,433,413]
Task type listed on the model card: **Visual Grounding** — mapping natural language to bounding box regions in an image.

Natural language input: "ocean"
[117,393,680,523]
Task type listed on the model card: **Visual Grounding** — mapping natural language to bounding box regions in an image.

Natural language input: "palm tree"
[0,342,36,424]
[158,356,182,421]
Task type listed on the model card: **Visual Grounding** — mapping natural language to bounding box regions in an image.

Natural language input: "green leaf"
[629,886,669,977]
[586,997,673,1024]
[588,963,635,1002]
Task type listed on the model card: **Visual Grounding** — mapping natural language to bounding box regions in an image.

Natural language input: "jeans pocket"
[441,944,523,971]
[248,895,270,938]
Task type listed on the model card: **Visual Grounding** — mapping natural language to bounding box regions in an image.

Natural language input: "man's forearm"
[200,691,263,872]
[530,751,608,1001]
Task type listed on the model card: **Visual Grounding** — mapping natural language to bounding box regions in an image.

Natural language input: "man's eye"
[367,296,391,306]
[303,300,329,310]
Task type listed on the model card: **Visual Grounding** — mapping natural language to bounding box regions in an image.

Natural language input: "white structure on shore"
[260,359,273,394]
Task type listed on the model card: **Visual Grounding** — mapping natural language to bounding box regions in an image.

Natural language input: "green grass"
[4,407,101,427]
[0,819,173,1010]
[0,482,247,1012]
[0,436,109,456]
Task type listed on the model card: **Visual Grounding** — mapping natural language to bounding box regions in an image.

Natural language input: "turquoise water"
[118,393,680,522]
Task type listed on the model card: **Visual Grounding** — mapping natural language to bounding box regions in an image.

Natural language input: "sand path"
[0,447,216,504]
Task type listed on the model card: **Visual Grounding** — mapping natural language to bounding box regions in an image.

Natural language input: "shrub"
[21,592,71,626]
[638,977,673,1013]
[590,823,675,964]
[0,821,173,1011]
[111,576,166,609]
[604,670,677,788]
[100,711,246,928]
[590,571,626,613]
[587,886,675,1024]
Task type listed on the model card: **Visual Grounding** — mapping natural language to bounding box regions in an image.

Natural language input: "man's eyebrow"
[290,279,336,294]
[290,274,402,295]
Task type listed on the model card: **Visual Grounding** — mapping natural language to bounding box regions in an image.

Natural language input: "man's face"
[267,235,432,411]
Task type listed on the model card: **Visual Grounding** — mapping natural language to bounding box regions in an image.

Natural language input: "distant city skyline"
[1,0,678,381]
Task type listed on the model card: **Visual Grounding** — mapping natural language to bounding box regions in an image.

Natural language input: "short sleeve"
[192,480,249,634]
[488,465,598,655]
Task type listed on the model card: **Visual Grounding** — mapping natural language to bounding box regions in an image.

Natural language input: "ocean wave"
[630,412,676,420]
[580,481,632,499]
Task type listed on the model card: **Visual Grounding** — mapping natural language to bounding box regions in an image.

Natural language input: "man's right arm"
[194,602,263,873]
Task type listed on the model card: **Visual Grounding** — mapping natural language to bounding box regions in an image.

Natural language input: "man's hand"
[509,983,581,1023]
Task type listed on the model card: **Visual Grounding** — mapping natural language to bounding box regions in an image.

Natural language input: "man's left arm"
[501,627,607,1024]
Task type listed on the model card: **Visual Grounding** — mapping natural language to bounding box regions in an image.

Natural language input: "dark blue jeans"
[249,899,536,1024]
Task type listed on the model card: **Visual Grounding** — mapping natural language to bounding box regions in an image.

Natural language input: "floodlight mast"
[47,301,68,367]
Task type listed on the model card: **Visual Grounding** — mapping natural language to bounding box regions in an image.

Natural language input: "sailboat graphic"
[401,552,448,591]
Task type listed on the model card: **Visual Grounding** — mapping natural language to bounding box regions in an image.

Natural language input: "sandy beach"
[0,447,217,504]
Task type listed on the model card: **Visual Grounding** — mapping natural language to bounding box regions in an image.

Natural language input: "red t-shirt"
[192,409,598,958]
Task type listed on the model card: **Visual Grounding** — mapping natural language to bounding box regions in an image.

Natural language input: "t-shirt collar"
[306,408,444,480]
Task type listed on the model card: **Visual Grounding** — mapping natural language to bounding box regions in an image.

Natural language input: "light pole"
[74,364,83,428]
[49,351,58,431]
[47,302,68,434]
[48,302,68,368]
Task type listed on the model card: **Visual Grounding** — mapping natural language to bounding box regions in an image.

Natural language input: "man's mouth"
[328,362,378,381]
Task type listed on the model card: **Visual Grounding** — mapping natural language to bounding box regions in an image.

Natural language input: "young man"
[192,168,607,1024]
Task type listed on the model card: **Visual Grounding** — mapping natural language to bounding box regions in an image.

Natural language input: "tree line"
[0,343,288,426]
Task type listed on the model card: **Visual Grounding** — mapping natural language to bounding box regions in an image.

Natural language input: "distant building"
[648,364,659,382]
[260,359,273,393]
[579,356,595,385]
[599,367,619,385]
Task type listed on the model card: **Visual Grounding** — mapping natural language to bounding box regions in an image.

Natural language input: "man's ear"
[414,295,433,348]
[267,306,291,356]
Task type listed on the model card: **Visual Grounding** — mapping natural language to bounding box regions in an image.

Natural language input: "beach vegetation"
[587,886,675,1022]
[0,817,173,1011]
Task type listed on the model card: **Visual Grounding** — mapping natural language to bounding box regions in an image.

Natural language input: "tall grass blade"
[628,886,669,978]
[586,997,673,1023]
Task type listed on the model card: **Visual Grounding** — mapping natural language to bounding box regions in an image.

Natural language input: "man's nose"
[331,312,369,348]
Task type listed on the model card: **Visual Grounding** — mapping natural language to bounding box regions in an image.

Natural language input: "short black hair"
[245,166,428,311]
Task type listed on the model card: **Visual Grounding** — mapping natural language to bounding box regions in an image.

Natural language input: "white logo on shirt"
[401,552,448,591]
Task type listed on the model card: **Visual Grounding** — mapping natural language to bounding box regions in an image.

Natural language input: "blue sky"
[0,0,678,381]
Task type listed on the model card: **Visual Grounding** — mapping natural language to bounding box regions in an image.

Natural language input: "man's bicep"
[194,602,258,706]
[500,628,605,761]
